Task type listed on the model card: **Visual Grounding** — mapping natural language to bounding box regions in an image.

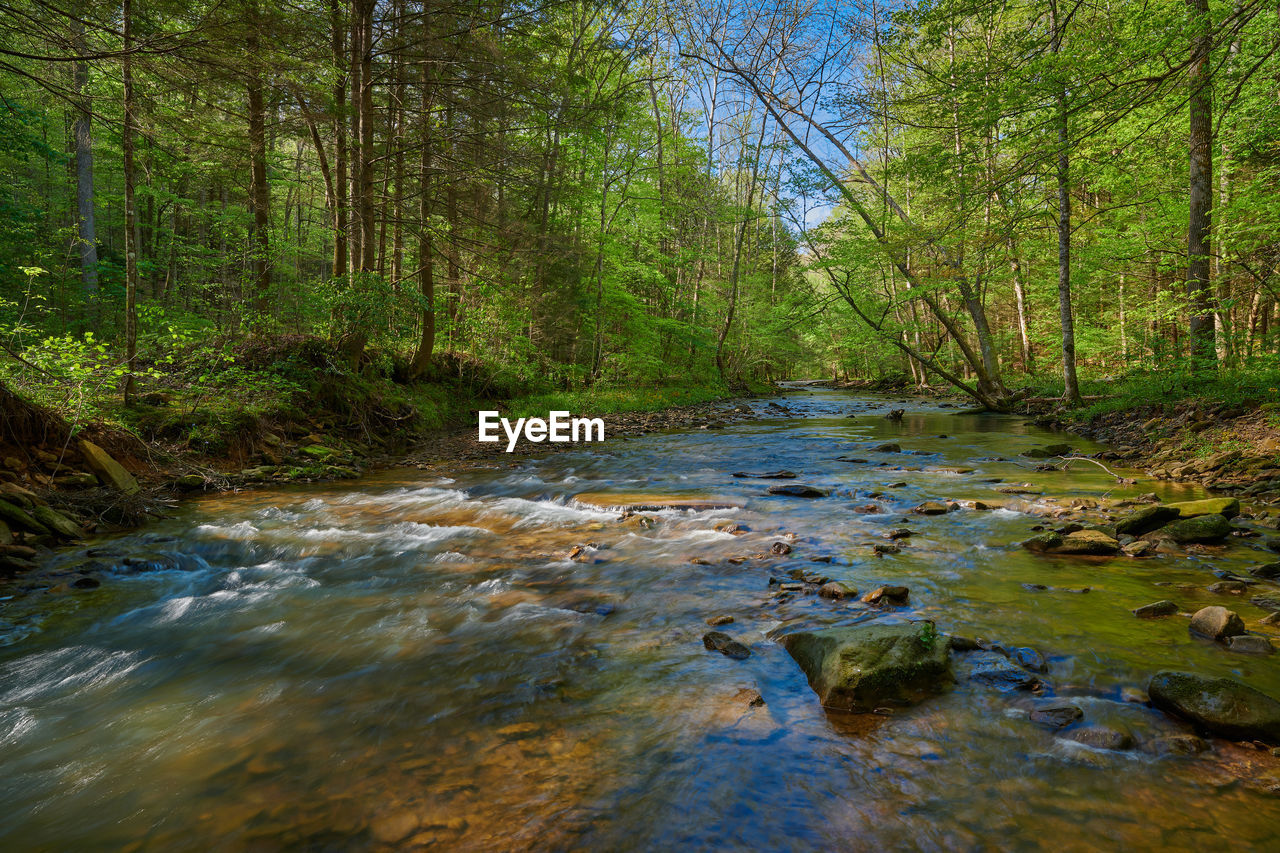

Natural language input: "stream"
[2,387,1280,850]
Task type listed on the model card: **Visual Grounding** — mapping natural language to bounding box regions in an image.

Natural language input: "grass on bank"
[1021,366,1280,419]
[1,332,752,458]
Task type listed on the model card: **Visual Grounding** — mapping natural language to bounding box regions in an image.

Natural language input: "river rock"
[1022,532,1062,553]
[1052,530,1121,555]
[1157,514,1233,544]
[1208,580,1247,595]
[1010,647,1048,673]
[873,443,901,453]
[1114,505,1180,536]
[913,501,949,515]
[706,614,735,626]
[1148,671,1280,742]
[767,484,828,498]
[969,652,1042,692]
[371,810,421,844]
[1122,540,1157,557]
[873,543,900,555]
[1189,606,1246,640]
[818,581,856,600]
[0,499,49,536]
[1252,595,1280,612]
[771,542,793,555]
[1067,726,1134,751]
[861,585,909,605]
[30,506,80,539]
[1251,562,1280,580]
[77,439,141,494]
[703,631,751,660]
[0,519,10,545]
[732,470,796,479]
[1167,497,1241,519]
[884,528,914,540]
[1141,734,1208,756]
[1030,702,1083,729]
[1227,635,1274,655]
[779,621,951,713]
[1132,600,1178,618]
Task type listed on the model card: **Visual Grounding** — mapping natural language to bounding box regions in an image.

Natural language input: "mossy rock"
[300,445,339,459]
[0,499,49,535]
[1053,529,1121,555]
[77,439,141,494]
[1115,505,1180,536]
[1021,532,1063,553]
[780,621,952,712]
[1158,513,1233,544]
[30,506,80,539]
[1166,497,1240,519]
[1149,671,1280,742]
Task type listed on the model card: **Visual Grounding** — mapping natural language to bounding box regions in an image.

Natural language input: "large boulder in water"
[1155,513,1233,544]
[780,621,952,713]
[1114,505,1180,536]
[1166,497,1240,519]
[1148,671,1280,742]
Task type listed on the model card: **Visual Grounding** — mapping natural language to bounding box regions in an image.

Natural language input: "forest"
[0,0,1278,443]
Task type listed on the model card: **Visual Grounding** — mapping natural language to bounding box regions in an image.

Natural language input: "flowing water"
[3,388,1280,851]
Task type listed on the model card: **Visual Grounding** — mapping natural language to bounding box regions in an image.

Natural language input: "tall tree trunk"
[122,0,138,403]
[410,32,435,378]
[331,0,348,278]
[247,18,271,305]
[716,121,769,384]
[71,22,98,326]
[357,0,376,272]
[1051,0,1082,404]
[348,0,363,272]
[1009,240,1033,372]
[1186,0,1216,367]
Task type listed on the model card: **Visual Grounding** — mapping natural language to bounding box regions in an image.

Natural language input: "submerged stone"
[969,652,1042,692]
[1010,647,1048,673]
[1067,726,1134,751]
[703,631,751,660]
[1148,671,1280,742]
[766,484,829,498]
[780,621,951,713]
[1030,703,1083,729]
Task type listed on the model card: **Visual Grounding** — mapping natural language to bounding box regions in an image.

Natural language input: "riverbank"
[1023,399,1280,504]
[0,367,764,563]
